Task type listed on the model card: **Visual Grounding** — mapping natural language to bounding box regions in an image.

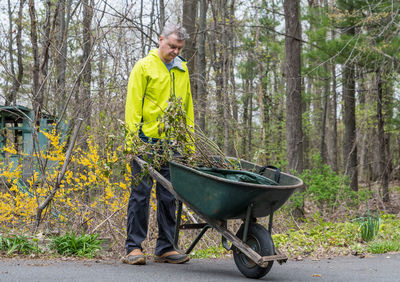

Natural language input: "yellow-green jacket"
[125,49,194,142]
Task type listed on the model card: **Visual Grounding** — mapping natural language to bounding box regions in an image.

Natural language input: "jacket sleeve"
[125,61,146,135]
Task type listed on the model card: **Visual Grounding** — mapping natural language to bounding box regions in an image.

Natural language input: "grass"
[189,244,229,259]
[270,212,400,258]
[368,240,400,253]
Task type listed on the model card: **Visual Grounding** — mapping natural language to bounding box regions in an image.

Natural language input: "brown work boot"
[154,250,189,264]
[121,249,146,265]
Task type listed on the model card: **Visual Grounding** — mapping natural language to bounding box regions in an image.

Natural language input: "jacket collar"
[150,49,186,72]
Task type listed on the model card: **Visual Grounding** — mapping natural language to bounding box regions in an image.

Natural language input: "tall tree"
[55,0,69,116]
[342,60,358,191]
[338,0,358,191]
[284,0,303,173]
[327,32,338,172]
[28,0,45,122]
[196,0,208,131]
[376,70,389,202]
[159,0,165,31]
[79,0,93,126]
[6,0,23,105]
[182,0,198,111]
[255,1,266,147]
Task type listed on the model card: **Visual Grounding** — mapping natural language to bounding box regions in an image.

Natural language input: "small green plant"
[359,216,380,242]
[50,232,102,258]
[0,234,41,255]
[356,207,380,242]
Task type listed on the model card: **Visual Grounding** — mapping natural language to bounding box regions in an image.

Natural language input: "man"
[123,24,194,265]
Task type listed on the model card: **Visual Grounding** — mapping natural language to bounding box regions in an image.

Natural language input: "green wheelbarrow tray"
[169,159,304,220]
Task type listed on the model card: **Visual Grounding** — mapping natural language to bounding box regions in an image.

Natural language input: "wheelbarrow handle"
[258,165,281,183]
[133,156,175,195]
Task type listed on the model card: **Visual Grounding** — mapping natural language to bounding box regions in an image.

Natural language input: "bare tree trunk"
[15,0,25,102]
[228,0,238,126]
[56,0,67,116]
[98,41,105,107]
[182,0,198,107]
[209,0,224,150]
[197,0,208,131]
[248,82,254,155]
[320,63,329,163]
[226,0,236,156]
[29,0,41,122]
[222,1,230,155]
[80,0,93,127]
[159,0,165,31]
[376,70,389,203]
[342,62,358,191]
[6,0,16,105]
[284,0,303,173]
[341,1,358,191]
[139,0,145,56]
[302,76,311,169]
[148,0,155,52]
[358,72,368,182]
[41,0,51,85]
[6,0,25,105]
[242,79,250,158]
[327,55,338,172]
[255,1,265,146]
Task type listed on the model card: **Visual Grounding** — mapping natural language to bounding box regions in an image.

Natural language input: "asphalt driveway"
[1,253,399,281]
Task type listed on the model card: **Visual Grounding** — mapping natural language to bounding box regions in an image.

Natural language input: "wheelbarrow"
[134,157,304,279]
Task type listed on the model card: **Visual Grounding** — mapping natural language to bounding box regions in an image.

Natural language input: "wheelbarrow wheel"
[233,223,274,279]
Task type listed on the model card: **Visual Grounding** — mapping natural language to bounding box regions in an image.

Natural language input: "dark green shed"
[0,105,62,178]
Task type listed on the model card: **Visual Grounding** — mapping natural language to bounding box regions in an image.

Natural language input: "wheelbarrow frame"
[133,156,304,269]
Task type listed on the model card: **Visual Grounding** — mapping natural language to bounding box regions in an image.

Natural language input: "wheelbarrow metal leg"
[221,221,231,251]
[173,200,183,250]
[268,210,274,233]
[242,203,254,242]
[185,224,211,254]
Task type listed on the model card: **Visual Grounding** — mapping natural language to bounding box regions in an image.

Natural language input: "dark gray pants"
[125,159,177,256]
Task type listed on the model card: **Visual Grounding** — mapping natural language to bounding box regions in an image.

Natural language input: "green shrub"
[0,234,41,255]
[50,232,102,258]
[288,154,371,211]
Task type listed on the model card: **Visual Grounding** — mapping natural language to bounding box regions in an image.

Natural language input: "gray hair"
[161,23,189,40]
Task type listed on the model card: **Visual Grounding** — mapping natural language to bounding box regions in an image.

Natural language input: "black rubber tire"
[233,223,274,279]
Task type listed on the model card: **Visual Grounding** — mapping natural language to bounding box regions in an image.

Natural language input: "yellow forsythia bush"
[0,127,132,232]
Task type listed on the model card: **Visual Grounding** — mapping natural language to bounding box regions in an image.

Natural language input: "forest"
[0,0,399,257]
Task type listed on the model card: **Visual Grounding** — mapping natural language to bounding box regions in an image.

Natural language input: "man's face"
[158,33,185,63]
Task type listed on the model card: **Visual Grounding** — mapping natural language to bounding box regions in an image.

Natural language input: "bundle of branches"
[125,95,238,177]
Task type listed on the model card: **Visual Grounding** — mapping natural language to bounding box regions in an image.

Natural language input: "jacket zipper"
[172,72,176,97]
